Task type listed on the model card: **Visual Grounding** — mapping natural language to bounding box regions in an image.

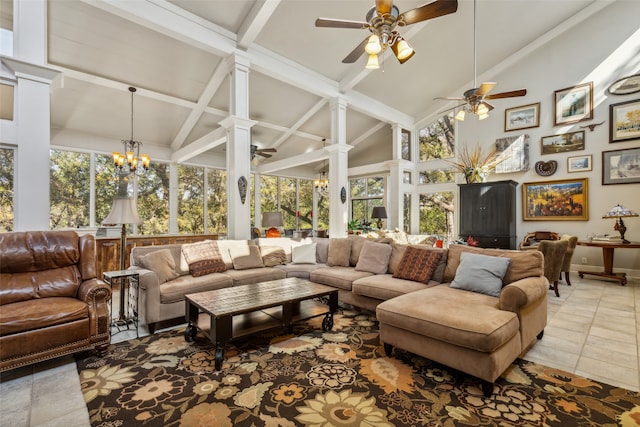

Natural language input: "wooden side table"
[103,270,140,337]
[576,241,640,286]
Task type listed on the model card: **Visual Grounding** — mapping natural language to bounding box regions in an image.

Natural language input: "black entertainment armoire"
[458,180,517,249]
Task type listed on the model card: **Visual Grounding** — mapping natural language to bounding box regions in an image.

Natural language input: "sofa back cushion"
[311,237,330,264]
[216,240,256,268]
[355,241,392,274]
[444,244,544,284]
[138,249,180,283]
[348,235,393,266]
[327,238,352,267]
[0,231,85,305]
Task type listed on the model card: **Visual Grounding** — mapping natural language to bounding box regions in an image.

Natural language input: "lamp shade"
[603,204,638,218]
[103,198,142,225]
[262,212,283,228]
[371,207,388,219]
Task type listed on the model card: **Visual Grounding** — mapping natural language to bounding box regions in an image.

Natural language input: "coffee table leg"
[215,346,225,370]
[322,313,333,331]
[184,300,198,342]
[212,315,232,371]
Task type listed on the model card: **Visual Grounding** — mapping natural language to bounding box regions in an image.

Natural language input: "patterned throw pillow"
[181,240,227,277]
[392,246,443,284]
[260,246,288,267]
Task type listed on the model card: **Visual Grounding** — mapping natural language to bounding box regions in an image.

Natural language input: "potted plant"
[347,220,360,234]
[445,143,502,184]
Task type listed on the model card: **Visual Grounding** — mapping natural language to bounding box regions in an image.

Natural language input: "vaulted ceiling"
[3,0,602,174]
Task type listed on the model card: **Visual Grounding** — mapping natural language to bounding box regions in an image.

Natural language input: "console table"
[576,241,640,286]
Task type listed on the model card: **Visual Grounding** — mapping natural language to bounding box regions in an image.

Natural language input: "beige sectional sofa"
[129,235,547,395]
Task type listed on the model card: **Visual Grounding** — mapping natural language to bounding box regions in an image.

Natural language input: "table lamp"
[103,185,142,269]
[262,212,283,238]
[371,206,388,230]
[602,204,638,244]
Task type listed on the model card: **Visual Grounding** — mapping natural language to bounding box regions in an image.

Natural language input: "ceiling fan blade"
[434,96,465,101]
[476,82,496,97]
[315,18,369,29]
[258,153,273,158]
[342,37,369,63]
[485,89,527,99]
[258,148,277,153]
[399,0,458,25]
[376,0,394,15]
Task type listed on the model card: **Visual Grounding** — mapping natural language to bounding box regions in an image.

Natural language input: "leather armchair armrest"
[78,278,112,340]
[499,276,548,313]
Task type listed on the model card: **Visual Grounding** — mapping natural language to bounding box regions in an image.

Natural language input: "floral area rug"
[76,308,640,426]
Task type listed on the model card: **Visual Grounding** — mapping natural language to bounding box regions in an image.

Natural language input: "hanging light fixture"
[314,141,329,192]
[112,87,150,177]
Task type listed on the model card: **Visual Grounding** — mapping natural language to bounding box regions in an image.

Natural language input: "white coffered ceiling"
[3,0,606,174]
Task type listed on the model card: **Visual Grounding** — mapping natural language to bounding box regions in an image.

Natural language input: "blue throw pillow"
[450,252,511,297]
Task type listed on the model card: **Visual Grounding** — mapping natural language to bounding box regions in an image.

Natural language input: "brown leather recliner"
[0,230,112,372]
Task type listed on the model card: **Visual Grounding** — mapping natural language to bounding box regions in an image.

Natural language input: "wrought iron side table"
[103,270,140,337]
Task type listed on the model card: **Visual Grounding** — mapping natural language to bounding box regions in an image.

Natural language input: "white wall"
[458,0,640,275]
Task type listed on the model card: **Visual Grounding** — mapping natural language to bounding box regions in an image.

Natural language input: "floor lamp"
[103,190,142,271]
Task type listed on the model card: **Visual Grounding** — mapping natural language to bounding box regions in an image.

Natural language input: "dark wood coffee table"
[184,277,338,370]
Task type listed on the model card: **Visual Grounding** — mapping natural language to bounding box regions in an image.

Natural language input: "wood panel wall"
[95,234,218,279]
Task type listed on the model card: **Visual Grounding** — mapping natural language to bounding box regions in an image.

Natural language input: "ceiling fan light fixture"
[365,34,382,54]
[391,37,415,63]
[478,112,489,120]
[365,53,380,69]
[455,110,466,121]
[476,103,489,115]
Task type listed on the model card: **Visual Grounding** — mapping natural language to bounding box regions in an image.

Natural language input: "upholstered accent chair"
[559,234,578,286]
[537,239,569,297]
[518,231,560,250]
[0,231,112,372]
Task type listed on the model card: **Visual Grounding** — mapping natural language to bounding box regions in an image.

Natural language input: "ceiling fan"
[251,144,276,160]
[435,0,526,120]
[315,0,458,69]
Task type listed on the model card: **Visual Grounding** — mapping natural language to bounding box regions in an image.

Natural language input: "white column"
[254,173,262,228]
[13,0,46,64]
[169,162,178,234]
[386,159,411,231]
[327,97,351,238]
[224,52,255,240]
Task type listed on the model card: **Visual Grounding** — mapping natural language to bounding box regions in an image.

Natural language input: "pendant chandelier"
[314,142,329,192]
[112,87,150,177]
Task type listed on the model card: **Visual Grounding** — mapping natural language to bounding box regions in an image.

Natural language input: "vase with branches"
[445,143,502,184]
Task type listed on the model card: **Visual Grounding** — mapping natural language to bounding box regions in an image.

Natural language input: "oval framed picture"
[607,74,640,95]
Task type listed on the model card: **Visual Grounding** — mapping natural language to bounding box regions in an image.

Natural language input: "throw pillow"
[138,249,180,284]
[327,238,351,267]
[387,243,408,274]
[292,243,317,264]
[260,246,288,267]
[229,245,265,270]
[355,241,392,274]
[392,246,443,284]
[181,240,227,277]
[450,252,511,297]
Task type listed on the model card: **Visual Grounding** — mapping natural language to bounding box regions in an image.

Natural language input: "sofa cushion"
[217,240,255,268]
[292,243,317,264]
[444,244,543,284]
[376,286,519,353]
[327,238,351,267]
[221,267,285,287]
[352,274,435,301]
[450,252,511,297]
[355,241,392,274]
[393,246,443,284]
[310,266,373,291]
[311,237,330,264]
[274,263,326,279]
[159,273,233,304]
[229,245,264,270]
[348,235,393,266]
[181,240,227,277]
[260,246,288,267]
[387,243,407,275]
[0,297,88,335]
[138,249,180,284]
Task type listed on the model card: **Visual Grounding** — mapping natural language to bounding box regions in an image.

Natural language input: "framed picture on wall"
[541,130,585,155]
[504,103,540,132]
[602,147,640,185]
[554,82,593,126]
[609,99,640,143]
[567,155,592,173]
[523,178,589,221]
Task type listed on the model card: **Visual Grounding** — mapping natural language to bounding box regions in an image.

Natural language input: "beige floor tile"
[589,325,637,344]
[575,355,639,392]
[585,334,638,357]
[544,327,588,345]
[522,342,580,370]
[580,343,638,370]
[536,333,584,354]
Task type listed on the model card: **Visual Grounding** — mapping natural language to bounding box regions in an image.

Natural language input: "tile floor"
[0,274,638,427]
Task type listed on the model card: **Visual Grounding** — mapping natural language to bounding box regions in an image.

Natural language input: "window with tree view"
[350,177,384,228]
[0,147,14,232]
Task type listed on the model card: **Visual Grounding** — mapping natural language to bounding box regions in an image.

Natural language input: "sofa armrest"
[77,278,112,340]
[499,276,548,313]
